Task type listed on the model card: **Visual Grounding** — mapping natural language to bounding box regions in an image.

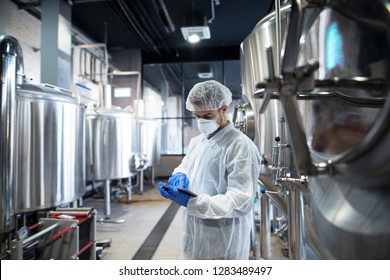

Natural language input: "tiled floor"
[82,179,288,260]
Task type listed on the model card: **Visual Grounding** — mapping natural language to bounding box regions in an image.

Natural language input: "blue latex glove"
[158,182,172,199]
[168,172,189,189]
[158,182,190,207]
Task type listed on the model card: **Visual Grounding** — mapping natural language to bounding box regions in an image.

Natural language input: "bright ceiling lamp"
[187,33,201,43]
[181,9,210,44]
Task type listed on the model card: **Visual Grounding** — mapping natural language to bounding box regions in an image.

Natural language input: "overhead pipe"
[113,0,162,56]
[207,0,216,24]
[133,0,168,52]
[152,0,175,33]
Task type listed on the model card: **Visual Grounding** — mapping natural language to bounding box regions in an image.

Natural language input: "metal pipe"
[0,35,19,248]
[140,170,144,193]
[279,116,290,177]
[271,138,280,184]
[50,224,75,241]
[208,0,216,24]
[259,178,331,259]
[104,180,111,218]
[103,84,112,108]
[260,190,272,259]
[115,0,162,55]
[274,0,281,76]
[49,211,93,216]
[78,47,83,78]
[151,166,155,185]
[77,240,95,257]
[90,52,93,81]
[259,47,275,114]
[22,223,59,246]
[255,87,385,108]
[153,0,175,33]
[55,207,94,212]
[83,49,87,79]
[287,186,306,259]
[28,223,41,231]
[77,44,109,84]
[258,177,288,215]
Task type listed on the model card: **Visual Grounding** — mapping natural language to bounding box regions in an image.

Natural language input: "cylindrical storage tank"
[240,3,330,259]
[240,4,291,169]
[241,0,390,259]
[85,108,140,180]
[14,83,85,213]
[138,118,161,167]
[295,1,390,259]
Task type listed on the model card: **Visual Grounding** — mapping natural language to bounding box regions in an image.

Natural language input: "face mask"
[197,118,220,136]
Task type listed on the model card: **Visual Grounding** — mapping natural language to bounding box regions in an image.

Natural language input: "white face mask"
[197,118,220,136]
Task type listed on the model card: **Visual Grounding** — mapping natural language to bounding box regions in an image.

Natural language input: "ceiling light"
[188,33,200,43]
[181,26,210,43]
[181,10,210,43]
[197,64,213,78]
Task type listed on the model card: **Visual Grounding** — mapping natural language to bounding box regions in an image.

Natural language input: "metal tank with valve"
[84,76,149,221]
[1,35,87,259]
[239,0,390,259]
[14,83,86,213]
[85,107,143,181]
[85,106,148,220]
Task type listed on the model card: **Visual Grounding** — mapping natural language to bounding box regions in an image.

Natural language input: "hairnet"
[185,80,232,111]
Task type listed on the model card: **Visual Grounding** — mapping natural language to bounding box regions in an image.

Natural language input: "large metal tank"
[14,83,86,213]
[85,108,141,180]
[296,1,390,259]
[240,4,291,171]
[240,0,390,259]
[240,3,320,260]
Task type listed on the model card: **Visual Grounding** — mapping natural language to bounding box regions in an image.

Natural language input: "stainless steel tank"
[240,4,310,260]
[85,108,141,180]
[14,83,86,213]
[296,1,390,259]
[240,4,291,171]
[138,117,161,167]
[240,0,390,259]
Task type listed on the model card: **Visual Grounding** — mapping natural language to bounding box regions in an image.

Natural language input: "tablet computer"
[162,186,198,197]
[177,188,197,197]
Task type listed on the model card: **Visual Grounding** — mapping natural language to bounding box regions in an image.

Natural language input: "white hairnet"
[186,80,233,111]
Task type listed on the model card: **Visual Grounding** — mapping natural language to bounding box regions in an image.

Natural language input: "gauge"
[17,226,29,240]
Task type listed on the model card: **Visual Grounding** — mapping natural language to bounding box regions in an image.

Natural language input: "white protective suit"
[173,122,261,260]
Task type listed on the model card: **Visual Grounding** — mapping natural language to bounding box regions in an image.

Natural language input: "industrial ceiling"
[70,0,274,63]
